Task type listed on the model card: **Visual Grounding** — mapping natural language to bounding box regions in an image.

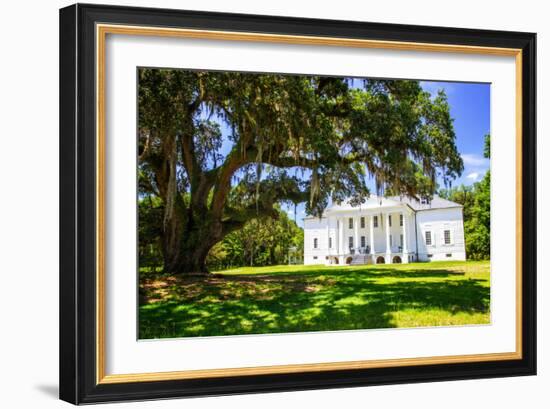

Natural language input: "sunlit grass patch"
[139,260,490,339]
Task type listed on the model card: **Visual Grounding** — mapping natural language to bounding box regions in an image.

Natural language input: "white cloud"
[461,153,489,167]
[466,172,480,181]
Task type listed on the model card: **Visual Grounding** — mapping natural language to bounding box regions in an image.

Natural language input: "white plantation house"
[303,195,466,265]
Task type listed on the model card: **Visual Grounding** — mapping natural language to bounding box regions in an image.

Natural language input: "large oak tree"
[138,69,463,274]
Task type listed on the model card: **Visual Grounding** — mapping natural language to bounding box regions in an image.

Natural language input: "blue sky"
[420,80,490,186]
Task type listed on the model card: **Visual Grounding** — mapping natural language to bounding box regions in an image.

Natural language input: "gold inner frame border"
[95,23,523,385]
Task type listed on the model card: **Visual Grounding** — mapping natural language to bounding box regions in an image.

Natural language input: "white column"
[339,217,345,255]
[402,212,409,263]
[402,212,408,254]
[369,215,375,256]
[326,217,331,256]
[344,216,348,254]
[354,216,359,253]
[385,212,392,261]
[335,218,340,256]
[336,218,340,255]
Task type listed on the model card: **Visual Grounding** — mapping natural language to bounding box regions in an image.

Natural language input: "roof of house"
[388,195,463,211]
[304,194,461,219]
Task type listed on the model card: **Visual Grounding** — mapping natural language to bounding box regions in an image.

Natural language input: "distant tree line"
[439,134,490,260]
[206,207,304,271]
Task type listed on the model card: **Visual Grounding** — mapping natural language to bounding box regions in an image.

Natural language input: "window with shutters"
[361,236,366,247]
[444,230,451,245]
[360,217,365,228]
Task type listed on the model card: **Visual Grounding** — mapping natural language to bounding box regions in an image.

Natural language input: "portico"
[325,210,411,265]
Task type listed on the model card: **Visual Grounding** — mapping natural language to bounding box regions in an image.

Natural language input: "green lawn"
[139,260,490,339]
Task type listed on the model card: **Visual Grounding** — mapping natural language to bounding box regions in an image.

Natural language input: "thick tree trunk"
[161,204,185,273]
[163,234,215,275]
[162,208,225,275]
[170,244,211,275]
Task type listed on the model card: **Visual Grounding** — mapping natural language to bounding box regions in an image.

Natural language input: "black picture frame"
[60,3,536,404]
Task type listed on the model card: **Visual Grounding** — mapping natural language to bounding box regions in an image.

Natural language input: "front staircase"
[349,254,371,265]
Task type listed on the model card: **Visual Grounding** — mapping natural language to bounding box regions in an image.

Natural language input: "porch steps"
[350,255,370,265]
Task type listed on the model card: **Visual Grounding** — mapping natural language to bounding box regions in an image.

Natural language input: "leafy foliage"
[138,196,164,267]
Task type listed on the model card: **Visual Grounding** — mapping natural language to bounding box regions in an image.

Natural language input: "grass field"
[139,260,490,339]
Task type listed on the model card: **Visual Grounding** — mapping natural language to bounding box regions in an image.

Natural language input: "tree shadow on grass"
[139,267,489,339]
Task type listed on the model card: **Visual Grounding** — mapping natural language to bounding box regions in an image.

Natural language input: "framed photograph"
[59,3,536,404]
